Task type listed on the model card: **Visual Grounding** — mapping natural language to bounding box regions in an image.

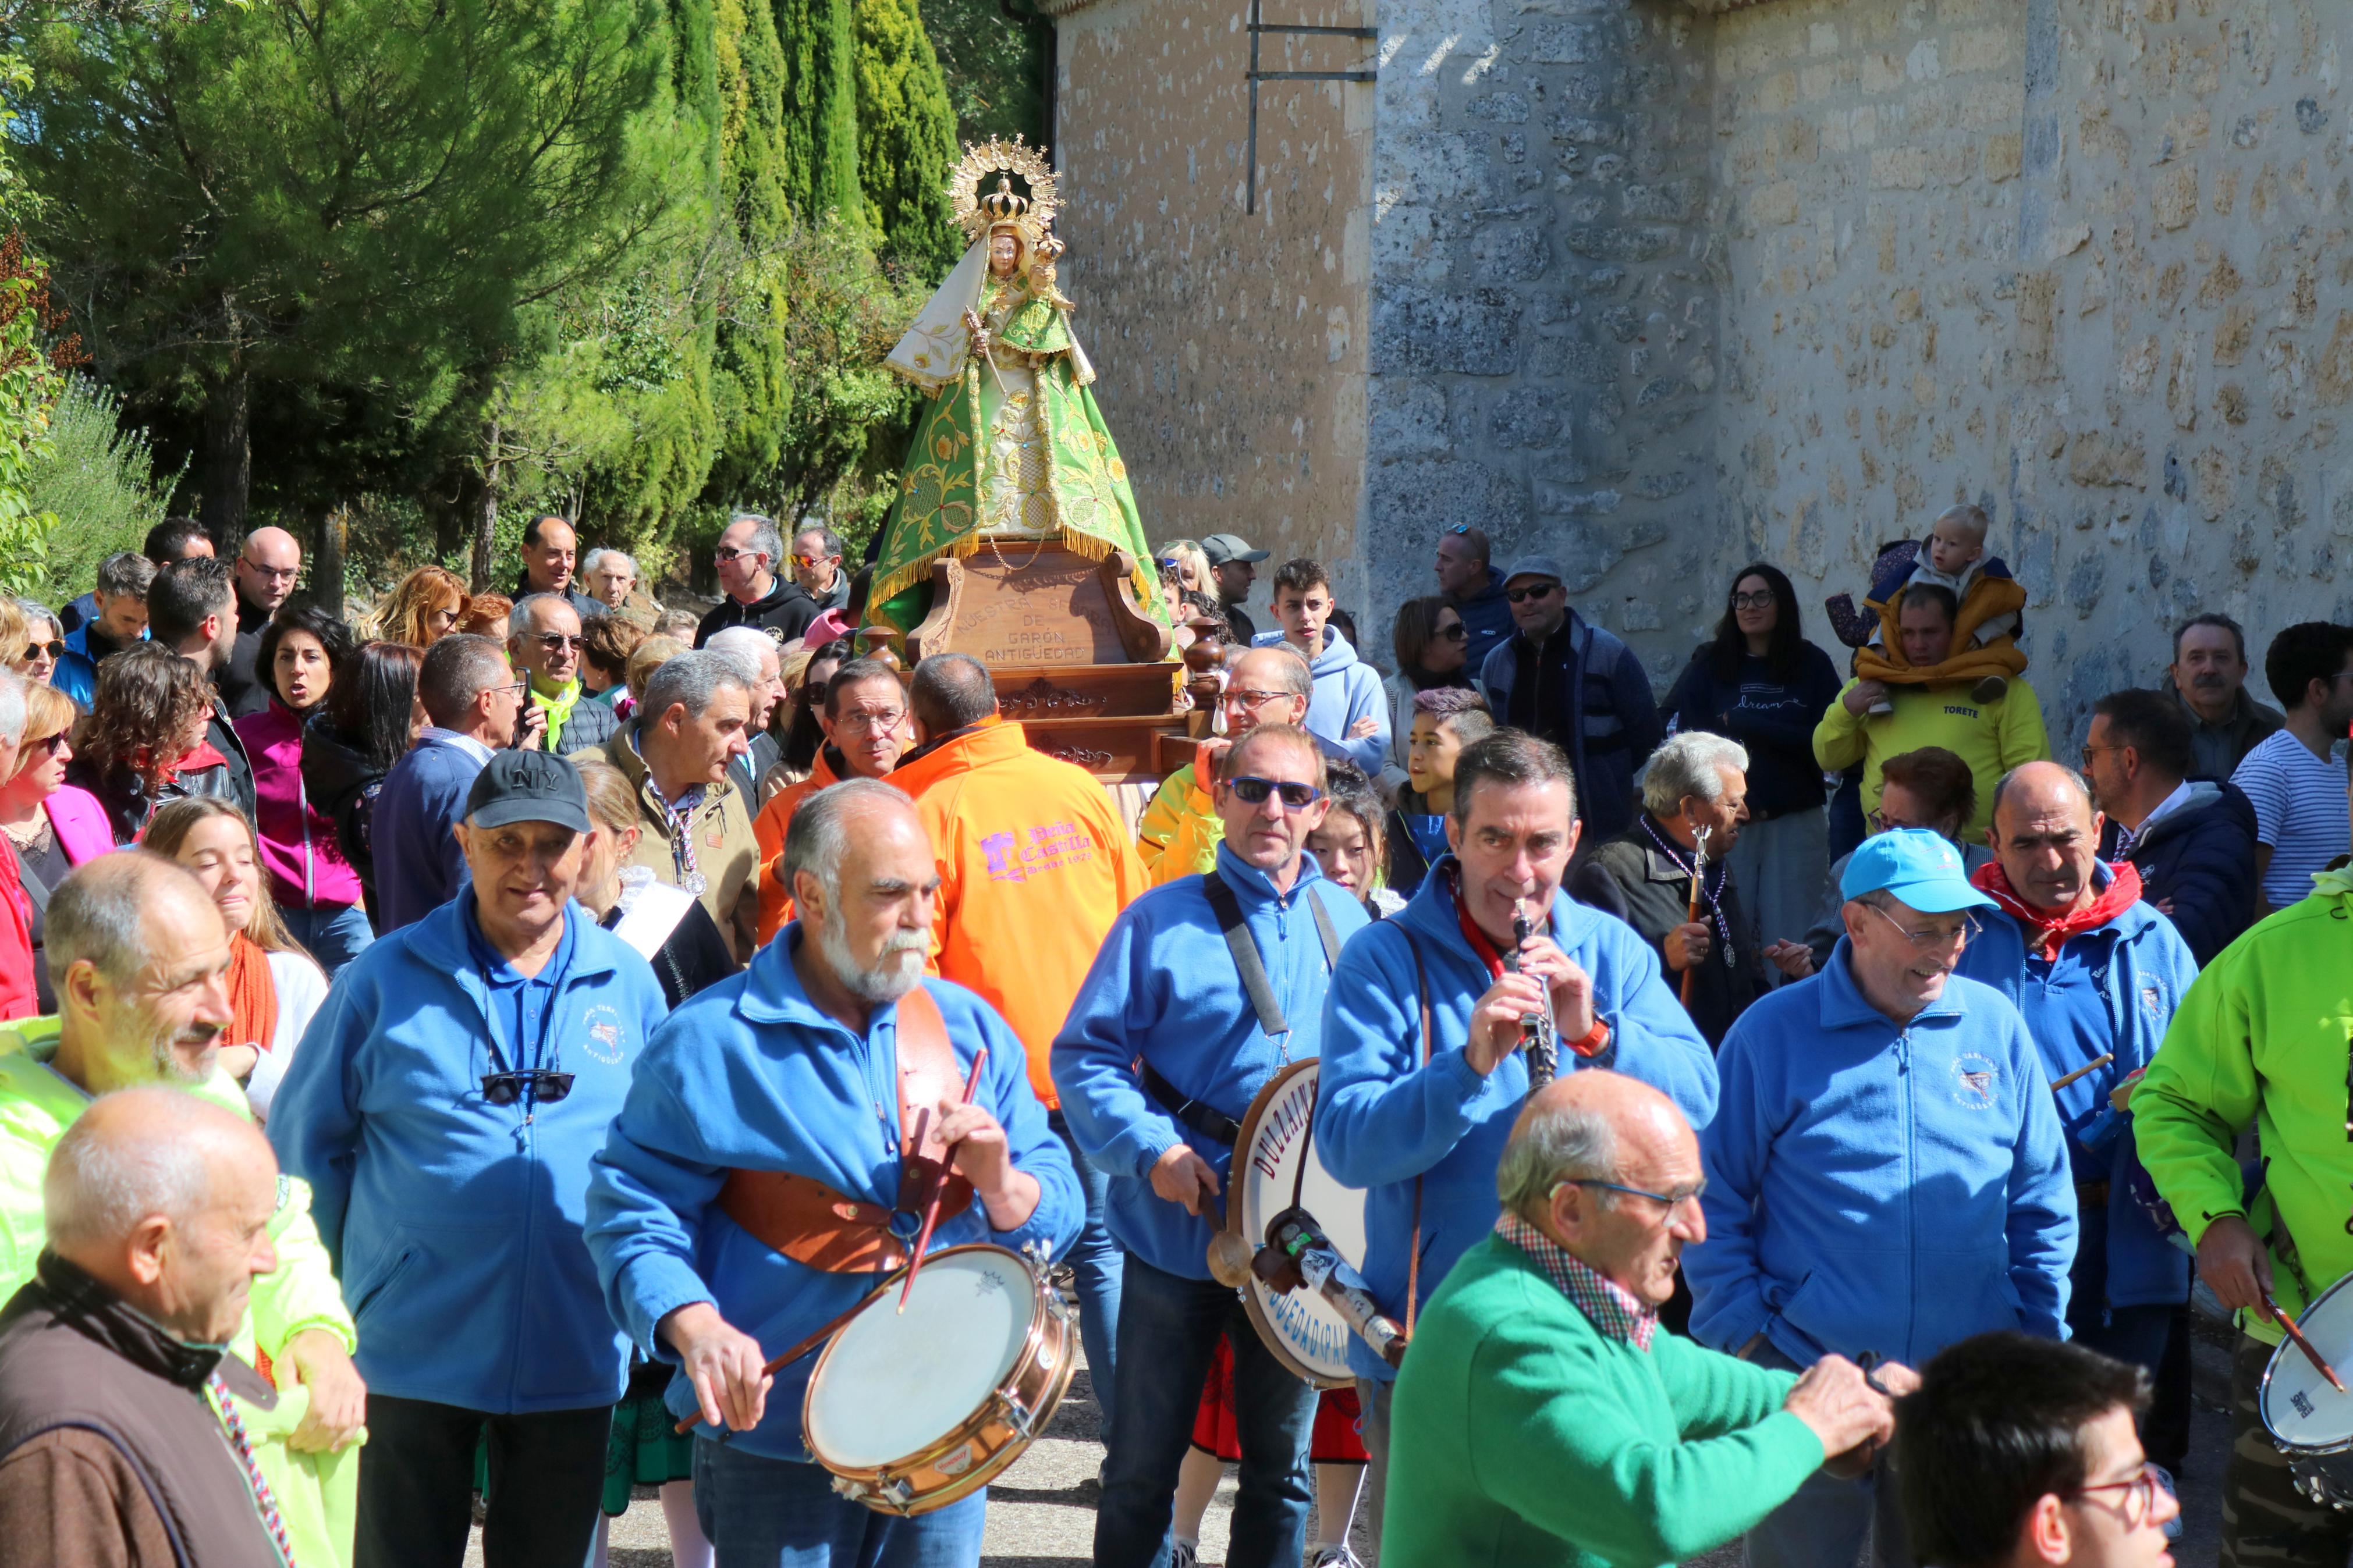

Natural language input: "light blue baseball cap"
[1839,828,1997,914]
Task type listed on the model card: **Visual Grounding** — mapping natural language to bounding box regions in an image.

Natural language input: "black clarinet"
[1507,902,1558,1091]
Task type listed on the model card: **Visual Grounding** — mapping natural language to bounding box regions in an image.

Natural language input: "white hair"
[730,512,785,574]
[705,626,779,681]
[783,777,904,902]
[581,547,637,578]
[44,1087,225,1250]
[1495,1095,1620,1221]
[506,591,579,641]
[1641,731,1750,819]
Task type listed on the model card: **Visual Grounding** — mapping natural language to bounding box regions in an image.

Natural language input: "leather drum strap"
[717,987,975,1274]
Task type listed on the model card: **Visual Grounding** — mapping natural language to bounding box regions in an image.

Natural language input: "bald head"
[49,855,235,1094]
[235,525,302,615]
[785,778,939,1008]
[47,1087,278,1344]
[1500,1072,1692,1216]
[1222,646,1313,734]
[1988,760,2104,915]
[908,652,999,740]
[1499,1071,1703,1306]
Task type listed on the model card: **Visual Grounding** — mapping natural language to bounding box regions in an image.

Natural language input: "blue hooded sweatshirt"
[1688,940,2076,1368]
[1954,877,2197,1314]
[1251,627,1389,775]
[268,893,670,1413]
[1315,856,1717,1383]
[584,931,1080,1463]
[1051,843,1370,1279]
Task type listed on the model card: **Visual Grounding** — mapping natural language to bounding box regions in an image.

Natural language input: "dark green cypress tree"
[774,0,867,225]
[854,0,961,282]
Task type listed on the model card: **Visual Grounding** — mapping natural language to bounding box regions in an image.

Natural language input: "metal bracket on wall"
[1245,0,1375,215]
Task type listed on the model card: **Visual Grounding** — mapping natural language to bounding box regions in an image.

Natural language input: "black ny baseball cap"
[465,749,591,833]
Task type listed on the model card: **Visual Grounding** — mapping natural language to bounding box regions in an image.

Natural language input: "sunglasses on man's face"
[1228,776,1323,810]
[533,633,584,653]
[24,641,61,662]
[481,1070,574,1107]
[1506,584,1560,604]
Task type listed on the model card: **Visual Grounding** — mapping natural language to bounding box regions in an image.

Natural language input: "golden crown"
[949,135,1057,240]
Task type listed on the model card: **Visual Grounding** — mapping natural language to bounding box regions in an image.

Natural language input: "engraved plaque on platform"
[952,546,1130,667]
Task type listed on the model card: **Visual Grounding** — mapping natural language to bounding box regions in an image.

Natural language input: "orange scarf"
[226,933,278,1055]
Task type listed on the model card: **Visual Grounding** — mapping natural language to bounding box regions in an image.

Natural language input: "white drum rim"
[803,1243,1041,1473]
[1230,1057,1358,1391]
[2260,1268,2353,1456]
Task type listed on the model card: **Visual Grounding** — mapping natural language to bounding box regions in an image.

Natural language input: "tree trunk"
[471,421,501,594]
[200,309,250,540]
[311,505,347,620]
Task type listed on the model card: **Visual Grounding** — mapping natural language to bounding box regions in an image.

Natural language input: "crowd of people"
[0,500,2339,1568]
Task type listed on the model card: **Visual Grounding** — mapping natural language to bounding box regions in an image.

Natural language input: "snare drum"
[2258,1271,2353,1509]
[1230,1059,1372,1389]
[803,1243,1076,1516]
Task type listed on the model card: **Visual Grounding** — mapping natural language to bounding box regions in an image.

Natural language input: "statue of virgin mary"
[864,137,1167,645]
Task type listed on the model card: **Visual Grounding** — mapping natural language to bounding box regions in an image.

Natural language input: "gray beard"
[815,905,927,1005]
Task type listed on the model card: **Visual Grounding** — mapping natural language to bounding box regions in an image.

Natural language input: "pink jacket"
[233,702,365,912]
[40,785,115,867]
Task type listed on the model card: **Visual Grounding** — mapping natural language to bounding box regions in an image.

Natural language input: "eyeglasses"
[1557,1177,1707,1211]
[1506,584,1560,604]
[837,709,906,733]
[2080,744,2126,766]
[1436,623,1469,642]
[533,633,584,653]
[1866,811,1935,834]
[480,1069,574,1107]
[488,679,531,700]
[792,553,836,568]
[26,733,67,757]
[2064,1462,2165,1527]
[23,641,62,662]
[1731,591,1776,610]
[1863,902,1981,950]
[714,547,761,564]
[242,561,300,581]
[1228,776,1323,810]
[1223,688,1294,713]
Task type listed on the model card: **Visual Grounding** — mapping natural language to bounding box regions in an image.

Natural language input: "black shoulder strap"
[1202,871,1287,1037]
[1306,887,1340,967]
[8,842,47,918]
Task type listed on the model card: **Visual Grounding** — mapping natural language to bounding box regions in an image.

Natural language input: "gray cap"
[464,749,591,833]
[1501,554,1566,587]
[1201,533,1270,567]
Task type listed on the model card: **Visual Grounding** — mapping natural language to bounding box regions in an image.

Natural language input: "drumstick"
[1678,826,1710,1007]
[2265,1290,2350,1395]
[2047,1053,2116,1093]
[899,1047,989,1313]
[670,1297,872,1435]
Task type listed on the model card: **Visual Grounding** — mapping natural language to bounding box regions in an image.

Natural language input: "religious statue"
[864,136,1167,647]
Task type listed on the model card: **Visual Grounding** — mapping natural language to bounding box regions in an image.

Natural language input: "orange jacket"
[893,718,1146,1108]
[751,750,853,943]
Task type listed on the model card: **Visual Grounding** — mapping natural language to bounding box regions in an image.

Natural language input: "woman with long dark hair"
[300,640,426,923]
[1660,562,1841,968]
[1378,595,1473,793]
[237,606,374,976]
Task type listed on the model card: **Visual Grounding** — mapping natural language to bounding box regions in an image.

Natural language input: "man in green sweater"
[1383,1069,1910,1567]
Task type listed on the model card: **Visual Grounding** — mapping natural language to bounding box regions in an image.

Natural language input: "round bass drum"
[1229,1058,1371,1389]
[803,1244,1076,1516]
[2258,1270,2353,1509]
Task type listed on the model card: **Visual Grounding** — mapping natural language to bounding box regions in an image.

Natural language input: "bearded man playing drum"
[1315,729,1717,1544]
[585,779,1081,1567]
[1055,723,1371,1568]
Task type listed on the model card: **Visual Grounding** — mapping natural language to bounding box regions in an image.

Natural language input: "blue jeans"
[280,899,375,979]
[691,1439,984,1568]
[1049,1108,1123,1441]
[1098,1254,1315,1568]
[1743,1345,1911,1568]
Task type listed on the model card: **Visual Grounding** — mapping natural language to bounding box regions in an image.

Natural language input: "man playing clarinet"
[1315,728,1716,1548]
[585,779,1080,1568]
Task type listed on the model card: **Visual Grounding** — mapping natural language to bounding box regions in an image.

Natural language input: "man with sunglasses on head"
[1896,1332,2178,1568]
[1316,728,1717,1553]
[1690,829,2074,1568]
[1137,645,1312,886]
[1055,723,1371,1568]
[509,593,619,756]
[272,749,670,1568]
[1433,524,1511,674]
[1476,556,1662,840]
[1953,763,2195,1438]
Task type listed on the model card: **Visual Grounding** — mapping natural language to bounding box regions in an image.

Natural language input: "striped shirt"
[2232,727,2350,908]
[1495,1212,1658,1351]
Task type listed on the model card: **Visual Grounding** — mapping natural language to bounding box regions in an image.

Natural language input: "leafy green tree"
[921,0,1049,147]
[855,0,960,282]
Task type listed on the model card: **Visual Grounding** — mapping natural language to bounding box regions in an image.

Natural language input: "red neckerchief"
[1969,859,2143,962]
[159,739,228,788]
[1447,869,1607,1058]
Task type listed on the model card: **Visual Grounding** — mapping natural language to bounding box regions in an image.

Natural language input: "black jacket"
[65,749,240,847]
[1660,643,1845,818]
[217,591,275,720]
[1568,818,1764,1048]
[204,695,255,820]
[695,577,817,648]
[300,716,390,911]
[2098,778,2259,967]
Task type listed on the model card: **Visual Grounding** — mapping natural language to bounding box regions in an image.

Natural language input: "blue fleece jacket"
[584,933,1080,1462]
[268,895,670,1413]
[1688,942,2076,1368]
[1051,844,1370,1279]
[1315,856,1717,1382]
[1252,627,1389,774]
[371,735,486,932]
[52,622,144,710]
[1954,880,2196,1312]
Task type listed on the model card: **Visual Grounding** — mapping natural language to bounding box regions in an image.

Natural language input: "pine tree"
[773,0,865,226]
[854,0,961,282]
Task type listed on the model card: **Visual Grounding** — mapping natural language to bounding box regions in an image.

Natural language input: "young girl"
[1387,687,1495,897]
[1308,760,1403,919]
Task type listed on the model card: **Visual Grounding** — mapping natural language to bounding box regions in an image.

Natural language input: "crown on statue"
[979,176,1029,226]
[949,135,1059,242]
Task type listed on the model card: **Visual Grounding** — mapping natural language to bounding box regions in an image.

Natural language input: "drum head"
[1233,1058,1367,1389]
[805,1246,1037,1469]
[2262,1272,2353,1451]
